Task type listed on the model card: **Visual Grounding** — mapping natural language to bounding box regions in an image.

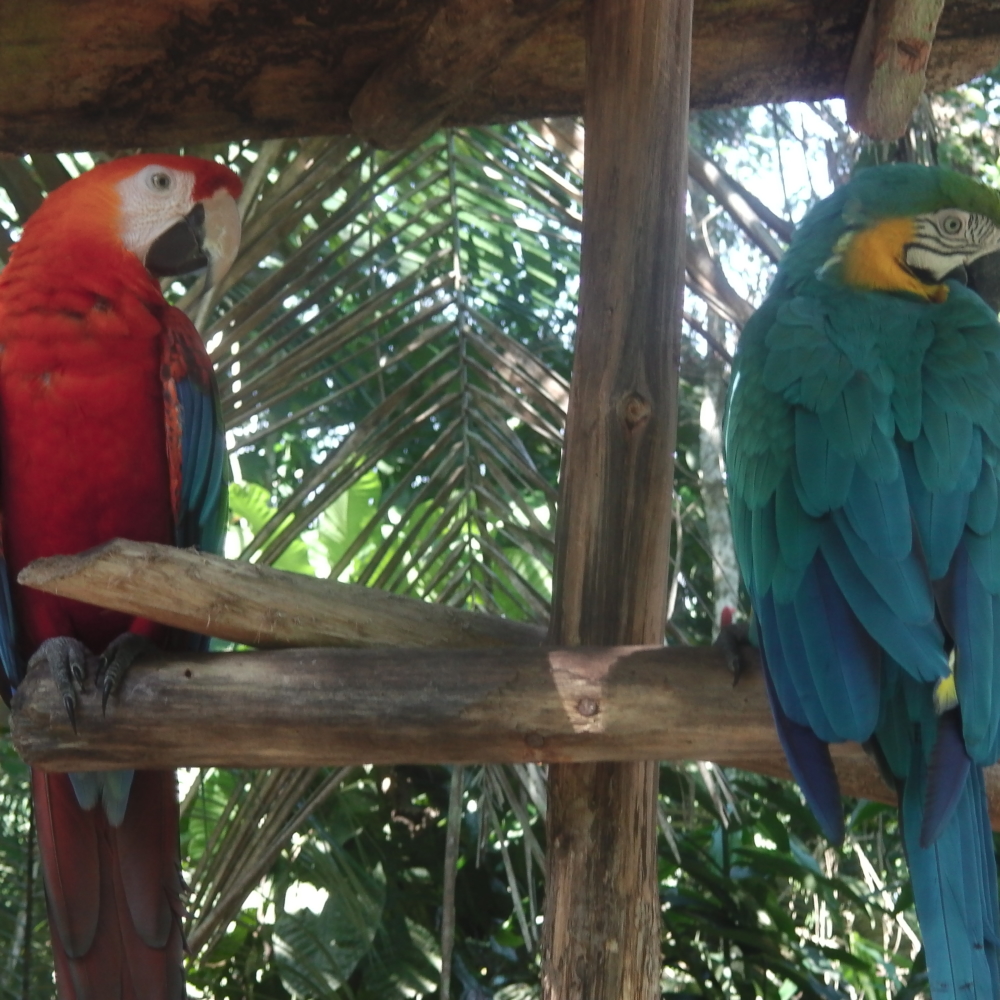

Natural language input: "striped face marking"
[905,208,1000,280]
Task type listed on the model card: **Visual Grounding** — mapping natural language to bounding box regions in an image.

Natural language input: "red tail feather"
[33,770,185,1000]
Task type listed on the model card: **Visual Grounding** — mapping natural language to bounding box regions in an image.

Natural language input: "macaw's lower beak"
[949,250,1000,313]
[145,203,208,279]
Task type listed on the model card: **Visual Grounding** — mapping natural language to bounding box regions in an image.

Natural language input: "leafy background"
[2,71,1000,998]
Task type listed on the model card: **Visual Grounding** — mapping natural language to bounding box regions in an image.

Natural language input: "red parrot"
[0,154,241,997]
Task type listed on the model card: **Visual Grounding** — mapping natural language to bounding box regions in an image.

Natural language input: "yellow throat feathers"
[839,217,948,303]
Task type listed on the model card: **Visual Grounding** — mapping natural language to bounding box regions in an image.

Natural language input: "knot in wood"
[525,731,545,749]
[576,697,599,717]
[618,391,651,430]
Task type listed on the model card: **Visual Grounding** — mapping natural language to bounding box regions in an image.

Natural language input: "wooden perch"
[16,541,1000,828]
[350,0,570,149]
[18,539,545,650]
[11,642,1000,830]
[845,0,945,139]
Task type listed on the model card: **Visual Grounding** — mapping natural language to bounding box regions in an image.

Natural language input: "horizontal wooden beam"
[845,0,945,139]
[2,643,818,769]
[350,0,570,149]
[1,0,998,152]
[10,641,1000,831]
[18,540,545,650]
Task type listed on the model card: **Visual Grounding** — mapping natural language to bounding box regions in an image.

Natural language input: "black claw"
[64,695,77,733]
[101,677,114,715]
[29,637,91,728]
[96,633,156,709]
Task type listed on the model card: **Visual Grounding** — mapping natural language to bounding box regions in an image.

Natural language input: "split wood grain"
[18,539,545,650]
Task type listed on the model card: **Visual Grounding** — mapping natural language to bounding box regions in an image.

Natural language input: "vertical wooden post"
[541,0,693,995]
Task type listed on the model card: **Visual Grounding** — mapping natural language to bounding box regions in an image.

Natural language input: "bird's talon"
[28,637,91,728]
[101,676,115,715]
[63,695,77,733]
[714,608,751,687]
[96,633,156,707]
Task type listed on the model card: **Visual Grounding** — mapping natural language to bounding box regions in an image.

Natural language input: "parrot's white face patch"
[116,165,198,262]
[905,209,1000,279]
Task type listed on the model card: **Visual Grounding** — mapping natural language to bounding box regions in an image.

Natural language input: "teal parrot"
[725,164,1000,997]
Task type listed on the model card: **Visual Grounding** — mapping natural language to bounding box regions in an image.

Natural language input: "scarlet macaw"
[726,165,1000,997]
[0,154,240,997]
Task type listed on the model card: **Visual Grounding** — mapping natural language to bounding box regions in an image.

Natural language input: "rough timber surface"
[13,642,1000,832]
[1,0,998,152]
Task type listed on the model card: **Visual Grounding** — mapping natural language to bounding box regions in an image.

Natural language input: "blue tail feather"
[902,748,1000,997]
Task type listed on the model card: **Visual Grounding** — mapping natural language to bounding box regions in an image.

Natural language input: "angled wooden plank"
[18,540,545,650]
[350,0,570,149]
[845,0,946,139]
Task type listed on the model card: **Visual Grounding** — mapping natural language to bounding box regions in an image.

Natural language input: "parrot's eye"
[941,214,964,235]
[147,171,173,193]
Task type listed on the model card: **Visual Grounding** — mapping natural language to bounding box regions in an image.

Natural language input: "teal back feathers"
[726,164,1000,997]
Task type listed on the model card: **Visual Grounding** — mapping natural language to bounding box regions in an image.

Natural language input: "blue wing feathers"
[842,468,911,560]
[922,709,972,848]
[967,462,998,535]
[760,654,845,844]
[794,410,855,514]
[175,376,227,556]
[774,474,821,576]
[951,544,997,761]
[820,526,947,681]
[0,558,20,692]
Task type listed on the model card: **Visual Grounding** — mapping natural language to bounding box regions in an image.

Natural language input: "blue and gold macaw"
[726,164,1000,997]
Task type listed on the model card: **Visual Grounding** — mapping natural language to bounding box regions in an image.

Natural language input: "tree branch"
[687,147,789,260]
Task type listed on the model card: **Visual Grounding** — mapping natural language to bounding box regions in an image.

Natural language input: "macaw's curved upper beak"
[947,250,1000,313]
[145,189,241,290]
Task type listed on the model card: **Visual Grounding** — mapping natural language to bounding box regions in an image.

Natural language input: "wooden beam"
[350,0,570,149]
[9,643,754,769]
[845,0,946,140]
[17,540,545,650]
[2,0,999,153]
[14,643,1000,831]
[541,0,692,994]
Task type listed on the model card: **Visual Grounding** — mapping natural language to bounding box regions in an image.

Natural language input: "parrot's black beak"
[948,250,1000,313]
[145,203,208,279]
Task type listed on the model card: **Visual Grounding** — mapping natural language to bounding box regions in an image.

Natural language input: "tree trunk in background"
[699,339,740,633]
